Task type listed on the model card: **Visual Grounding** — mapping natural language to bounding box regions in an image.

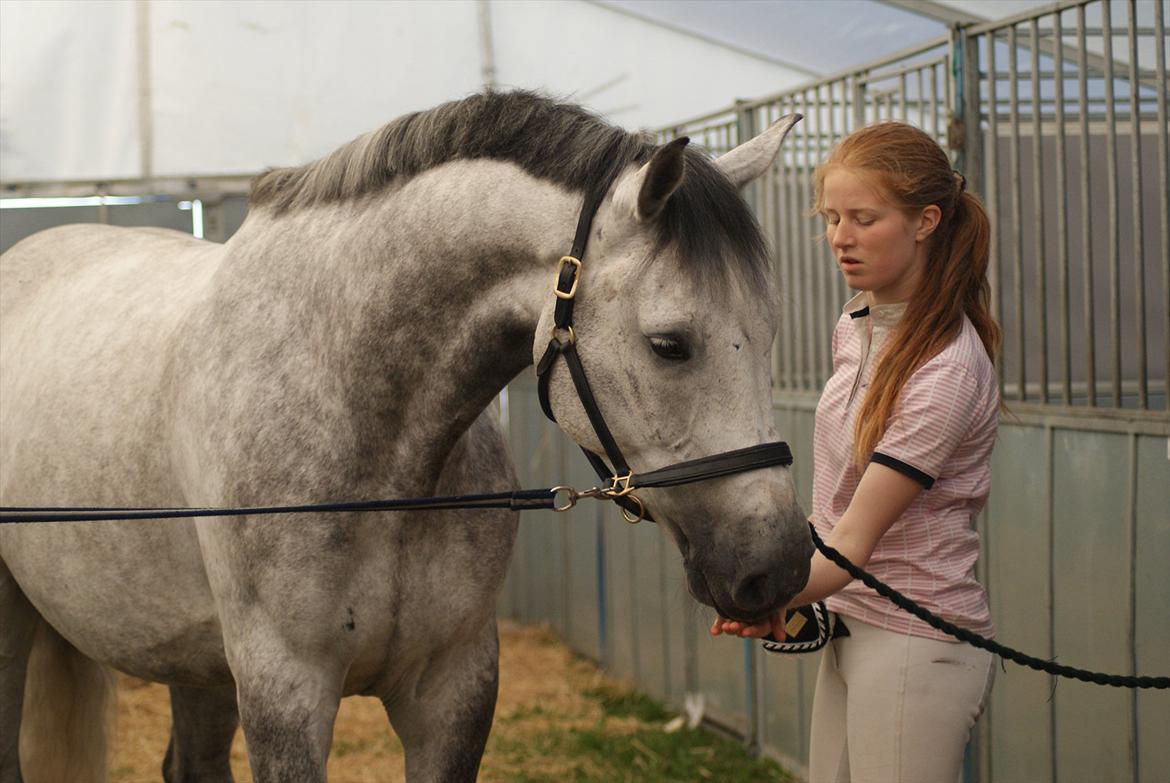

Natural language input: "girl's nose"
[832,226,853,249]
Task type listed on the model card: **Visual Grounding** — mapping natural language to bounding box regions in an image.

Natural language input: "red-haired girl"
[713,121,1001,783]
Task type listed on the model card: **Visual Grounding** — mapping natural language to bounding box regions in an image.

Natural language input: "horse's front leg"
[383,617,500,783]
[222,624,345,783]
[163,683,239,783]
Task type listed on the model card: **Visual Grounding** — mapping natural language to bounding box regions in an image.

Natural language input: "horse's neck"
[222,160,580,489]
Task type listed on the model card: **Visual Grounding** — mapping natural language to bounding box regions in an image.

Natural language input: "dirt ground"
[109,620,787,783]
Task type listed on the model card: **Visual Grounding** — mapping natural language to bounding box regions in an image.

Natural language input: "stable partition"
[498,372,1170,781]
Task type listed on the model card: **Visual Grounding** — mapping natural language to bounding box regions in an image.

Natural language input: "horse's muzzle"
[686,509,813,623]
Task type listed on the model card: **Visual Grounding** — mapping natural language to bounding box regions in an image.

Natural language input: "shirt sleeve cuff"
[870,452,935,489]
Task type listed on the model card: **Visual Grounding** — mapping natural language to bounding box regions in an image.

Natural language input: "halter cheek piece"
[534,190,794,524]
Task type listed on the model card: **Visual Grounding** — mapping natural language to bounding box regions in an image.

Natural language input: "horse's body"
[0,92,808,782]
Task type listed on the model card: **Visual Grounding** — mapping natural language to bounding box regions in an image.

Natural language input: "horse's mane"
[249,90,769,289]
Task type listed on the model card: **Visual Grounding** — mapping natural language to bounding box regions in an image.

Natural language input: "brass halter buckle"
[604,473,643,524]
[553,256,582,300]
[604,473,636,498]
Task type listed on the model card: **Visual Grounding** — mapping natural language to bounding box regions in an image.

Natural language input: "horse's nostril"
[733,570,774,615]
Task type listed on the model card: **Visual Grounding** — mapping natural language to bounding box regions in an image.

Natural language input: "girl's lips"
[839,256,861,266]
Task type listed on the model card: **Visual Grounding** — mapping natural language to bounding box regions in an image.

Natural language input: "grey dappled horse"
[0,92,809,783]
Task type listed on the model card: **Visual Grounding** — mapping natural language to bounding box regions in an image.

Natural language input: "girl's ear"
[916,204,942,241]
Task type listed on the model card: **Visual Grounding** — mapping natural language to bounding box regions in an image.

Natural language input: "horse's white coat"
[0,118,808,783]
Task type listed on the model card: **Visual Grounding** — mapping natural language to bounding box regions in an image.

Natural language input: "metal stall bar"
[787,92,808,393]
[931,59,941,139]
[1054,10,1072,406]
[761,105,781,385]
[813,84,831,388]
[917,68,925,132]
[1031,17,1049,404]
[1157,0,1170,410]
[781,95,800,393]
[800,89,817,390]
[774,100,789,391]
[1126,0,1146,409]
[1077,3,1097,407]
[986,31,1005,394]
[1102,0,1121,407]
[960,26,984,199]
[900,71,909,122]
[1009,23,1027,401]
[944,36,954,150]
[828,80,846,319]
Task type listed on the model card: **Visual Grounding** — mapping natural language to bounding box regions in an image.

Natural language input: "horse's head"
[535,116,812,623]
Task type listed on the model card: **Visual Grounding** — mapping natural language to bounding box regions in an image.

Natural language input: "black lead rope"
[7,496,1165,688]
[808,524,1169,690]
[0,490,559,524]
[0,445,792,525]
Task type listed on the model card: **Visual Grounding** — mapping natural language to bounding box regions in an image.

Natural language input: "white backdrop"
[0,0,810,184]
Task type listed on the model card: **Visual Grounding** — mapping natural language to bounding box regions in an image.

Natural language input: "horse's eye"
[648,335,691,361]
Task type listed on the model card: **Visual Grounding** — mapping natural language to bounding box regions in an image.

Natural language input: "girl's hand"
[709,611,787,640]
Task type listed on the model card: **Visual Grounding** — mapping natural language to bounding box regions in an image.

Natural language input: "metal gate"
[501,2,1169,780]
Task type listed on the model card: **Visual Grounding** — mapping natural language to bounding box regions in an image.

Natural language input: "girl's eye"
[649,335,691,362]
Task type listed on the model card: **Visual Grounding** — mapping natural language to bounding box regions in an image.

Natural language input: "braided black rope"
[808,524,1169,690]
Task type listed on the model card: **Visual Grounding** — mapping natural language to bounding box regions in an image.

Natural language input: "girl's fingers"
[736,622,769,638]
[770,611,789,642]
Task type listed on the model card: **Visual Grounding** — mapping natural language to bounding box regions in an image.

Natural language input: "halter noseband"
[534,188,793,523]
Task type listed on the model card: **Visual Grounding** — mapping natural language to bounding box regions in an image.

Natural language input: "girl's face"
[819,167,938,305]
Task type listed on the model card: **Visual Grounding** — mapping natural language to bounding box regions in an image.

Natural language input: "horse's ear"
[614,137,689,223]
[715,113,802,188]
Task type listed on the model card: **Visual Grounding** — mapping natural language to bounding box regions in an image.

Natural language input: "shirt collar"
[843,292,908,329]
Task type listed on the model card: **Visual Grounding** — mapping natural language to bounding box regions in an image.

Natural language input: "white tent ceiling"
[0,0,1060,187]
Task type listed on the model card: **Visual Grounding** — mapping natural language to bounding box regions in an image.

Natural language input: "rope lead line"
[0,489,558,523]
[807,523,1169,690]
[2,497,1165,688]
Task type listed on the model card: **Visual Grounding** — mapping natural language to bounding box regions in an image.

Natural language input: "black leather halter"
[534,189,793,523]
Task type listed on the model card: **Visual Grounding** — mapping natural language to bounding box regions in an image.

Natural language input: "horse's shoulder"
[436,407,519,493]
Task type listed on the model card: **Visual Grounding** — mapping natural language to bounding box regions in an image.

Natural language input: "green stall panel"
[603,514,639,683]
[662,550,693,706]
[760,649,811,772]
[1134,434,1170,783]
[1052,429,1132,783]
[985,424,1054,783]
[562,447,605,662]
[632,521,669,700]
[694,625,750,735]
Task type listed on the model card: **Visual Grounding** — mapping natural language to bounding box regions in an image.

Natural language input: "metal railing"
[661,0,1168,420]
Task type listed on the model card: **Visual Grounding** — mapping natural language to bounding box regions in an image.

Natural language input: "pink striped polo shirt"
[812,292,998,641]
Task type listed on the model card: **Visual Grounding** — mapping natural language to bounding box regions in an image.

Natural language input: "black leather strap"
[537,187,631,479]
[632,442,793,488]
[560,343,630,476]
[0,489,558,524]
